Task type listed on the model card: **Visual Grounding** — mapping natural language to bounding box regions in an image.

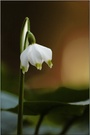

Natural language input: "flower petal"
[20,46,30,73]
[34,44,52,61]
[27,45,43,66]
[32,44,53,68]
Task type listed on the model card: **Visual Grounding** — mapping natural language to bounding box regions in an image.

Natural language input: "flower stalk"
[17,18,30,135]
[34,114,44,135]
[17,70,25,135]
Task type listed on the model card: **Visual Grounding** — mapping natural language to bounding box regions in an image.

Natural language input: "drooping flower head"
[20,18,53,74]
[20,43,53,74]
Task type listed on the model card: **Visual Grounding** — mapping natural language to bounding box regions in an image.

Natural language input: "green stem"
[17,70,25,135]
[59,116,78,135]
[34,114,44,135]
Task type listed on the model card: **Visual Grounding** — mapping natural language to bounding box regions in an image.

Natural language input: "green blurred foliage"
[1,89,89,135]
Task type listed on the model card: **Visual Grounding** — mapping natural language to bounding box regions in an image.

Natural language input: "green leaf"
[1,91,18,109]
[1,90,89,134]
[3,101,87,117]
[24,101,87,116]
[24,87,89,103]
[1,89,88,117]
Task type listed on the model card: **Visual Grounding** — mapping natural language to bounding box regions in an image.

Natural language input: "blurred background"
[1,1,89,93]
[1,1,89,135]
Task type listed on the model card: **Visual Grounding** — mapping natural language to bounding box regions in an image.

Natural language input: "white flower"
[20,43,53,74]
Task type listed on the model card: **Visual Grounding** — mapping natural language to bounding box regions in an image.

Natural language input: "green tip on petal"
[20,66,28,74]
[36,63,42,70]
[47,60,53,68]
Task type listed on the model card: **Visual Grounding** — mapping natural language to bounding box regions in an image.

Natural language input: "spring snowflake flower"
[20,43,53,74]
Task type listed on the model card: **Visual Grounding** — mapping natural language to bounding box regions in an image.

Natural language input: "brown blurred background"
[1,1,89,91]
